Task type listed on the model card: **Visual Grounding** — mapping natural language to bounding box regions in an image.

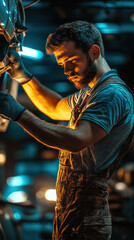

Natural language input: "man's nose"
[64,62,73,75]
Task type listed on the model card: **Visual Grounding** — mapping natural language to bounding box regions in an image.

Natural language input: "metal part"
[24,0,40,9]
[0,0,18,42]
[0,0,27,77]
[0,0,26,132]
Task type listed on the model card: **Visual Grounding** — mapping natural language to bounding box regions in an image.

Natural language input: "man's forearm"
[22,77,62,118]
[17,110,82,152]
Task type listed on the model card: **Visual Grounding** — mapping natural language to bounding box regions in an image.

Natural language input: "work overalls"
[52,77,134,240]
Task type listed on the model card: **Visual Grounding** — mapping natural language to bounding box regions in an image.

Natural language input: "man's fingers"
[8,49,20,62]
[9,53,15,62]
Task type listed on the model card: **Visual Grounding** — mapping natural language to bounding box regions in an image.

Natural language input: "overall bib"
[52,78,134,240]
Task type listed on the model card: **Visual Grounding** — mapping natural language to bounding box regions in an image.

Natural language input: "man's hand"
[0,91,26,121]
[7,49,33,84]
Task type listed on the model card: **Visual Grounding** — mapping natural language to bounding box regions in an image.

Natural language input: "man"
[0,20,134,240]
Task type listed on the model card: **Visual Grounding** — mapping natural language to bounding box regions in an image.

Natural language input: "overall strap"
[78,77,133,112]
[98,77,134,97]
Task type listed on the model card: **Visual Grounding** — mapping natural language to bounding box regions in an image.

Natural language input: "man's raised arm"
[7,50,71,120]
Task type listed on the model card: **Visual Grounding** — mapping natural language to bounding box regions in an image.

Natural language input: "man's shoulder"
[94,80,133,102]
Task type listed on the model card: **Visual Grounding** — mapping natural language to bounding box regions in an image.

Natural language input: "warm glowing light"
[115,182,127,191]
[19,46,44,60]
[0,152,6,165]
[5,213,10,220]
[45,189,56,201]
[36,190,45,199]
[7,191,27,203]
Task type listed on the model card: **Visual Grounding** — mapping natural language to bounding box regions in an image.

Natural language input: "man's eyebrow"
[57,56,70,65]
[57,55,77,65]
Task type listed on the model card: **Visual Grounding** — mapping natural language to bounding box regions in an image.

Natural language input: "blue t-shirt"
[61,69,134,172]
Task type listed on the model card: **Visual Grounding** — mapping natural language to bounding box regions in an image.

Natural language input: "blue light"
[19,46,44,60]
[23,222,53,233]
[7,175,33,187]
[95,23,134,34]
[13,212,22,220]
[95,23,119,34]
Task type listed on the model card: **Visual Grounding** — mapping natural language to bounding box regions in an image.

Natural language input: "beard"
[82,54,97,85]
[68,54,97,89]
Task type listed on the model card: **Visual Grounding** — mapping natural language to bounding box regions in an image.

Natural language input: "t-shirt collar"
[86,69,118,95]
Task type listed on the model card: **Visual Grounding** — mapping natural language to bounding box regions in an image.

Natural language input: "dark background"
[0,1,134,240]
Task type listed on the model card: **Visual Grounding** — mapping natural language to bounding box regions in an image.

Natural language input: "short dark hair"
[46,20,105,57]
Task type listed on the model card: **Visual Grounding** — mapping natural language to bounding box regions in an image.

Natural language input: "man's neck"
[88,58,111,88]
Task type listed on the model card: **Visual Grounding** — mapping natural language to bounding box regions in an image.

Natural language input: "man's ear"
[88,45,100,60]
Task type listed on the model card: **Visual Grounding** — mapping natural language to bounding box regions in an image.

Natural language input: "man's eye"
[59,64,64,68]
[71,59,77,63]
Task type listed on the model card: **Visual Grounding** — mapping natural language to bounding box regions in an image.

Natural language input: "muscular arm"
[17,110,107,152]
[7,50,71,120]
[22,77,71,120]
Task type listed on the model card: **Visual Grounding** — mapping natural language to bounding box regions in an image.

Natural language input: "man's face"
[54,41,97,89]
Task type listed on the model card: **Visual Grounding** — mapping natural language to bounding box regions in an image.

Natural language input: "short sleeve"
[79,86,127,133]
[67,90,81,110]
